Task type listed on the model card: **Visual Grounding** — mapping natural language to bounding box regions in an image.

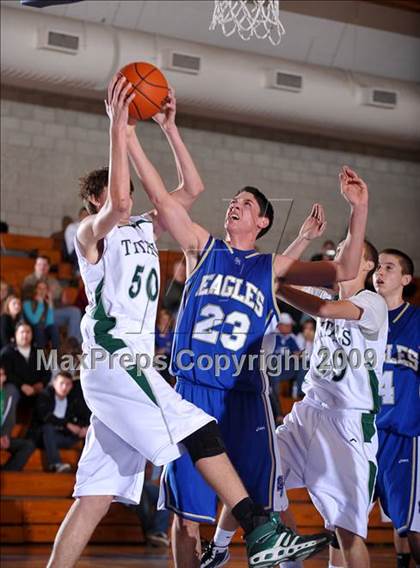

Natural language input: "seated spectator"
[51,215,73,259]
[0,322,50,407]
[162,259,186,317]
[64,207,88,270]
[155,308,174,383]
[0,295,22,349]
[0,220,9,233]
[29,371,89,473]
[0,279,10,310]
[0,365,36,471]
[23,282,60,349]
[131,463,170,547]
[310,239,336,261]
[22,255,81,342]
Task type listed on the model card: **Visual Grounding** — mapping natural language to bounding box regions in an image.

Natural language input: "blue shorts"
[160,380,286,523]
[375,430,420,536]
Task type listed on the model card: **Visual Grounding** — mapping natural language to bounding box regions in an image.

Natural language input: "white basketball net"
[210,0,285,46]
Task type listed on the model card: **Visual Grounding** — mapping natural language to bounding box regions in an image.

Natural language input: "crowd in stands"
[1,230,330,470]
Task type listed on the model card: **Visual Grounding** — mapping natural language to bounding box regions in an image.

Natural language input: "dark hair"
[79,166,135,214]
[55,370,73,381]
[36,255,50,264]
[15,320,32,334]
[363,239,379,290]
[234,186,274,239]
[380,248,414,277]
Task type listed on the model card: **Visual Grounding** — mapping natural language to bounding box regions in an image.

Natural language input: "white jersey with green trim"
[75,214,159,356]
[303,289,388,412]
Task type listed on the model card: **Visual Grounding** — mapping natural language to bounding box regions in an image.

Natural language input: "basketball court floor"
[1,544,396,567]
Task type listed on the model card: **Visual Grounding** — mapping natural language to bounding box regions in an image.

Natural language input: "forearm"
[282,235,311,260]
[335,205,368,281]
[163,124,205,203]
[127,132,170,207]
[108,127,131,212]
[278,285,325,318]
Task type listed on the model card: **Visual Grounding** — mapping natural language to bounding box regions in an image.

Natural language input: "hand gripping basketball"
[118,62,169,121]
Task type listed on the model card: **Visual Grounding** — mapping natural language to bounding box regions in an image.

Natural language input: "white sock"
[213,527,235,548]
[280,561,303,568]
[328,564,344,568]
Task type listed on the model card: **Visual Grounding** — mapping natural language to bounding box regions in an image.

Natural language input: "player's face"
[374,253,407,297]
[225,192,263,238]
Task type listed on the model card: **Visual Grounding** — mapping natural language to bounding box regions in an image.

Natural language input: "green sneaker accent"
[245,512,332,567]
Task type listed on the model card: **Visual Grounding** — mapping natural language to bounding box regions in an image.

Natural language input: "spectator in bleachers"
[155,308,174,384]
[162,259,186,317]
[64,207,89,270]
[269,313,301,417]
[0,364,36,471]
[310,239,336,261]
[0,322,50,406]
[29,371,89,473]
[23,282,60,349]
[0,295,22,349]
[0,220,9,233]
[22,255,82,342]
[0,279,10,310]
[51,215,73,259]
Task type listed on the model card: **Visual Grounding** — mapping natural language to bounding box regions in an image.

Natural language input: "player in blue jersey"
[373,249,420,567]
[132,126,368,566]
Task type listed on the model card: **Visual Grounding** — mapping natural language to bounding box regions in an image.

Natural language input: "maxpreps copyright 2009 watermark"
[38,347,378,377]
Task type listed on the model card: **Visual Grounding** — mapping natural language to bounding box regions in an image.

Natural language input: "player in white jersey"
[47,75,333,568]
[276,239,388,568]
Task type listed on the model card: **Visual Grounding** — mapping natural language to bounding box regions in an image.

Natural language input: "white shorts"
[73,355,214,505]
[276,397,378,538]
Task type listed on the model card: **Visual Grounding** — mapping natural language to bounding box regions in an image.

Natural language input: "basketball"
[118,61,169,121]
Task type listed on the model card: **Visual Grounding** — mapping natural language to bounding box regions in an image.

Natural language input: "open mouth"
[229,212,240,220]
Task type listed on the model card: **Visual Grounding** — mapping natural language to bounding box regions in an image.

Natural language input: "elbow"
[191,182,205,197]
[317,301,330,319]
[110,197,131,216]
[335,261,357,283]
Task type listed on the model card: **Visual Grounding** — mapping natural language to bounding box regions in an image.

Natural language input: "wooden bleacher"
[0,233,404,546]
[0,396,394,545]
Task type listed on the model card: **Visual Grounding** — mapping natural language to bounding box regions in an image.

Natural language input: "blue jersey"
[170,238,280,392]
[376,302,420,436]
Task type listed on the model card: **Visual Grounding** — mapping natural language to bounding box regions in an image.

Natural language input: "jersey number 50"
[192,303,250,351]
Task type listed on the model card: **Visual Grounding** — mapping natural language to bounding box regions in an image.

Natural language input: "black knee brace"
[182,420,226,464]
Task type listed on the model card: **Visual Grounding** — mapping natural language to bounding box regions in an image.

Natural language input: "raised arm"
[127,88,205,236]
[278,284,363,321]
[130,130,209,255]
[77,76,135,261]
[274,167,368,286]
[282,203,326,260]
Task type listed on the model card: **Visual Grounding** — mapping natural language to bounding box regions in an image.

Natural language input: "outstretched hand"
[105,74,136,130]
[299,203,327,241]
[339,166,368,208]
[153,86,176,130]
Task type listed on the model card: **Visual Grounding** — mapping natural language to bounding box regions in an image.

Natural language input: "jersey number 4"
[379,370,395,405]
[192,303,250,351]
